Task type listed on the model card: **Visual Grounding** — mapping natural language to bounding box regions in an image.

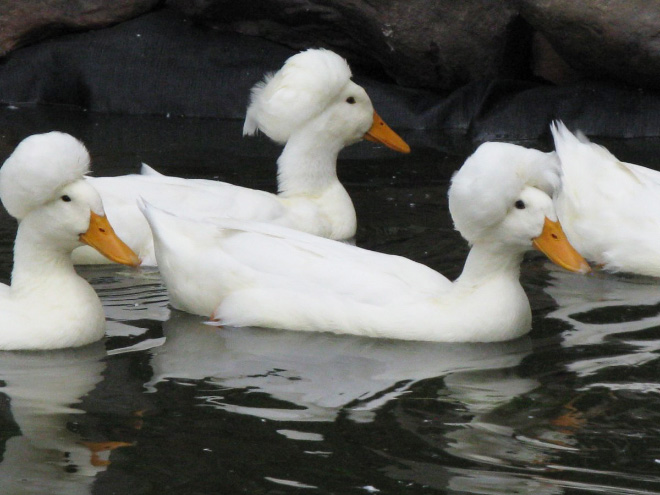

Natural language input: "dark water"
[1,106,660,494]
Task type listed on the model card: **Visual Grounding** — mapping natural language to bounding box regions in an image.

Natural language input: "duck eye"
[346,96,356,104]
[514,200,525,209]
[61,195,72,202]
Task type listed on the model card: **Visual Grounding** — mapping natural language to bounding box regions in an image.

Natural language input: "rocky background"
[0,0,161,56]
[1,0,660,139]
[2,0,658,92]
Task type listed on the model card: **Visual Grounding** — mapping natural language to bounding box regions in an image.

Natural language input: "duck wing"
[141,203,452,330]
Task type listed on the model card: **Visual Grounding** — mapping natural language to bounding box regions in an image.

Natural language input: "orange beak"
[532,218,590,274]
[79,212,141,267]
[364,111,411,153]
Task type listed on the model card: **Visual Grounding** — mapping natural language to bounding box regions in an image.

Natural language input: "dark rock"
[168,0,527,91]
[520,0,660,90]
[529,32,582,85]
[4,8,660,140]
[0,0,161,56]
[0,8,298,119]
[3,0,660,97]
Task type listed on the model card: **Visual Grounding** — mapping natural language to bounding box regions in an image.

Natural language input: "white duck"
[552,121,660,277]
[141,142,589,342]
[74,48,410,266]
[0,132,140,351]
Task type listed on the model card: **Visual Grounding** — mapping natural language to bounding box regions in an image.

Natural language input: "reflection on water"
[0,344,124,494]
[546,264,660,396]
[1,107,660,493]
[148,311,533,423]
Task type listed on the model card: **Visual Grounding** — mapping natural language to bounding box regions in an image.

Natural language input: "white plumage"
[243,48,353,142]
[450,141,560,245]
[0,132,139,350]
[552,121,660,277]
[0,132,90,220]
[76,48,409,266]
[141,142,588,343]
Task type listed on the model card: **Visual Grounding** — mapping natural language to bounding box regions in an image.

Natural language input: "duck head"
[243,48,410,153]
[24,180,140,266]
[0,132,140,266]
[449,142,590,274]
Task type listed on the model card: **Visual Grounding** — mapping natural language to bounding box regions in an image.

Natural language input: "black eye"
[346,96,356,104]
[61,195,71,202]
[514,200,525,209]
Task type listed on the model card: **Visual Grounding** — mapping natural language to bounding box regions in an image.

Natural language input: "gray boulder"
[3,0,660,95]
[171,0,660,92]
[169,0,525,91]
[0,0,160,56]
[520,0,660,89]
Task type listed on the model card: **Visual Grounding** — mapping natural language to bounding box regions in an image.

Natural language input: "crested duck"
[140,142,589,342]
[0,132,139,350]
[75,48,410,266]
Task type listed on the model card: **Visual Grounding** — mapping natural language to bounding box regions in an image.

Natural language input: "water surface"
[1,106,660,494]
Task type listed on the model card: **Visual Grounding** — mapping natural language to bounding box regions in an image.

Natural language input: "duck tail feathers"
[140,163,164,176]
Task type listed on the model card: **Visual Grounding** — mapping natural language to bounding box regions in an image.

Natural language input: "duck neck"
[276,127,344,197]
[11,222,77,291]
[454,241,524,288]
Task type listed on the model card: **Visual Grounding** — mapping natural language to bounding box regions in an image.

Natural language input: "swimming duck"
[141,142,589,342]
[551,121,660,277]
[75,48,410,266]
[0,132,140,350]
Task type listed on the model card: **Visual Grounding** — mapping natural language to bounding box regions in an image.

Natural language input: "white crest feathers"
[243,48,353,143]
[448,142,560,244]
[0,132,90,220]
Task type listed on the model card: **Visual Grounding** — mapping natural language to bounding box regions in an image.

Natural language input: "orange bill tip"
[364,111,411,154]
[532,217,590,274]
[79,212,141,267]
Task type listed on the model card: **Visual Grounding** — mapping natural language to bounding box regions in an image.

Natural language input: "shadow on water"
[1,106,660,494]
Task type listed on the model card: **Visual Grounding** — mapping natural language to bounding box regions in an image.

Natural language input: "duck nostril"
[551,234,558,239]
[99,228,106,234]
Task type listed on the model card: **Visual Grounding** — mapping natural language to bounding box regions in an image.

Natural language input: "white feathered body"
[0,266,105,351]
[77,166,356,266]
[139,139,581,343]
[553,122,660,276]
[0,187,110,350]
[0,132,134,350]
[144,206,533,342]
